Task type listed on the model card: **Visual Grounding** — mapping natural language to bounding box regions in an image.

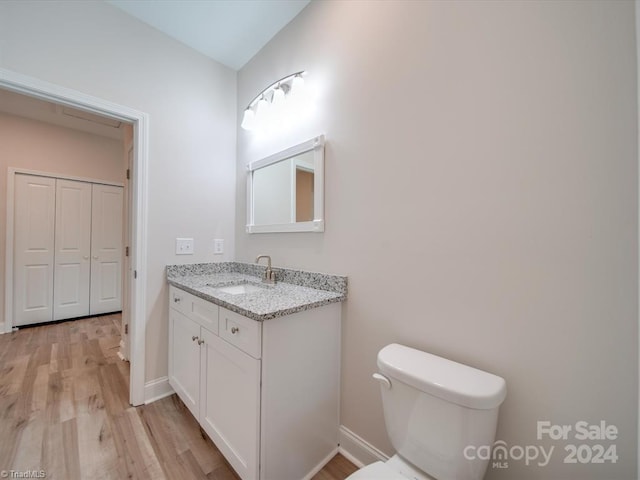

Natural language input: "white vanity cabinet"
[168,286,219,419]
[201,329,261,480]
[168,308,202,417]
[168,285,342,480]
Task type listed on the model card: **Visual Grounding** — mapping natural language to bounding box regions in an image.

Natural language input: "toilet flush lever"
[372,373,392,389]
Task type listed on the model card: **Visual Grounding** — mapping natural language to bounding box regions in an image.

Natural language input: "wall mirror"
[247,135,324,233]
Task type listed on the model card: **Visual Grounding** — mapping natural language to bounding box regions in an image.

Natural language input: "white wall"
[0,1,237,383]
[236,1,638,479]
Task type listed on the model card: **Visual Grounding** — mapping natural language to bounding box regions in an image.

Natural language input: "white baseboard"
[1,321,14,334]
[117,339,129,362]
[0,322,6,334]
[301,447,339,480]
[144,376,174,404]
[338,425,389,468]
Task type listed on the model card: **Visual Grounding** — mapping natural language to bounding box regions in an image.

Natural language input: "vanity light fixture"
[240,71,306,132]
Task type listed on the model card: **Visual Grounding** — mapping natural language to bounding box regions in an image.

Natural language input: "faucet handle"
[263,269,276,284]
[256,255,276,284]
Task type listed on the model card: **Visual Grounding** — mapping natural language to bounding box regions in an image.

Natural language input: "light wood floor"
[0,314,358,480]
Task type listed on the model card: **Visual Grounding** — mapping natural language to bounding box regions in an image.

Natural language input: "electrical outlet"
[213,239,224,255]
[176,238,194,255]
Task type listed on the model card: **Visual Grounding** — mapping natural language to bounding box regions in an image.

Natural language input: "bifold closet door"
[13,174,56,326]
[53,179,92,320]
[90,184,123,315]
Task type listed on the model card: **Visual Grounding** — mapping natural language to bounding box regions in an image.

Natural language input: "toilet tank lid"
[377,344,507,410]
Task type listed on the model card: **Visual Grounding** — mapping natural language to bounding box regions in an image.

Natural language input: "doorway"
[0,67,148,406]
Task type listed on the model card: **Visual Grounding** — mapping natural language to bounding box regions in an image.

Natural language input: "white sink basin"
[216,283,265,295]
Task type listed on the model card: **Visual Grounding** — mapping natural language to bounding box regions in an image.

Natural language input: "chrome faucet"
[255,255,276,284]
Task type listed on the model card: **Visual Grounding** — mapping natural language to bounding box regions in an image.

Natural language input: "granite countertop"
[166,262,347,321]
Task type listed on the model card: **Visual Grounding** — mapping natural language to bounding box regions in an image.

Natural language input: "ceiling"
[0,89,126,140]
[106,0,311,70]
[0,1,310,137]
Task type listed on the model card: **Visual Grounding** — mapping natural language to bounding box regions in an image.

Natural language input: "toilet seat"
[346,461,403,479]
[346,456,435,480]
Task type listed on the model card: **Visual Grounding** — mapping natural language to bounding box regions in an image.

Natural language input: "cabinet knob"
[192,335,198,342]
[92,255,99,260]
[197,339,205,346]
[231,326,239,334]
[82,255,89,260]
[174,297,181,303]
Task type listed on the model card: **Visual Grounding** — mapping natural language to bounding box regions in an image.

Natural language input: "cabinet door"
[168,308,201,420]
[13,174,56,326]
[200,330,261,480]
[53,179,92,320]
[90,184,123,315]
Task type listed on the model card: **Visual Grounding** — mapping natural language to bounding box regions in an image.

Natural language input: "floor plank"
[0,314,358,480]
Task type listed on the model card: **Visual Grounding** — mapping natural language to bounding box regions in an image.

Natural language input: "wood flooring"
[0,314,358,480]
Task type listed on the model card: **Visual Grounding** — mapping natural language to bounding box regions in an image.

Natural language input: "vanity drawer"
[189,294,219,334]
[170,286,219,334]
[170,286,190,316]
[219,307,262,359]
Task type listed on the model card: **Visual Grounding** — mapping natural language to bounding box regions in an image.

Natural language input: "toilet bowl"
[346,344,507,480]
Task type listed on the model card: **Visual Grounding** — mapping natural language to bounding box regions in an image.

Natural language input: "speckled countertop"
[166,262,347,321]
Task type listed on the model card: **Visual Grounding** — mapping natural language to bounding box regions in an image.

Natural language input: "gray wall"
[236,1,638,478]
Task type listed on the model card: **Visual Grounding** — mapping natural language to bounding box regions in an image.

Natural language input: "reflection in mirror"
[247,136,324,233]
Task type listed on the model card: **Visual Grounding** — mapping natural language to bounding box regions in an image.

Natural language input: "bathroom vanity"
[166,262,347,480]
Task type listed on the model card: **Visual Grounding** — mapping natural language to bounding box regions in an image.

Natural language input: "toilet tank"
[377,344,506,480]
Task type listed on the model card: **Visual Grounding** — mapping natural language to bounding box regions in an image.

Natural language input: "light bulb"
[291,74,305,93]
[270,86,286,129]
[271,86,285,109]
[288,74,309,123]
[255,96,271,133]
[240,108,255,131]
[256,96,269,116]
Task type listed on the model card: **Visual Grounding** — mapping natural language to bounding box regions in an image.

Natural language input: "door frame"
[1,67,148,406]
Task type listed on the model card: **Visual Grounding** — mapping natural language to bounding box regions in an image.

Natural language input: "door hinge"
[126,168,130,180]
[124,324,128,335]
[125,246,129,257]
[134,270,137,279]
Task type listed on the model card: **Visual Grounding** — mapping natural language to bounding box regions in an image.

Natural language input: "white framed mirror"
[247,135,325,233]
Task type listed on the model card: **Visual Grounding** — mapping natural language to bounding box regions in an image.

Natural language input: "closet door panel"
[90,184,123,315]
[14,174,56,326]
[53,179,92,320]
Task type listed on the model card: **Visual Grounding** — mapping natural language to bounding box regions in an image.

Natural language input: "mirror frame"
[246,135,325,233]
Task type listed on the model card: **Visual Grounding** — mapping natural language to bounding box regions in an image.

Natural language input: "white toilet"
[347,343,506,480]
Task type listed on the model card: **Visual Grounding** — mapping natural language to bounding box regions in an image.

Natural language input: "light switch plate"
[176,238,194,255]
[214,239,224,255]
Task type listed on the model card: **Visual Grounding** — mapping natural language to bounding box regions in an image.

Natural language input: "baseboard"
[144,376,174,404]
[301,447,339,480]
[0,321,14,334]
[117,339,128,362]
[338,425,389,468]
